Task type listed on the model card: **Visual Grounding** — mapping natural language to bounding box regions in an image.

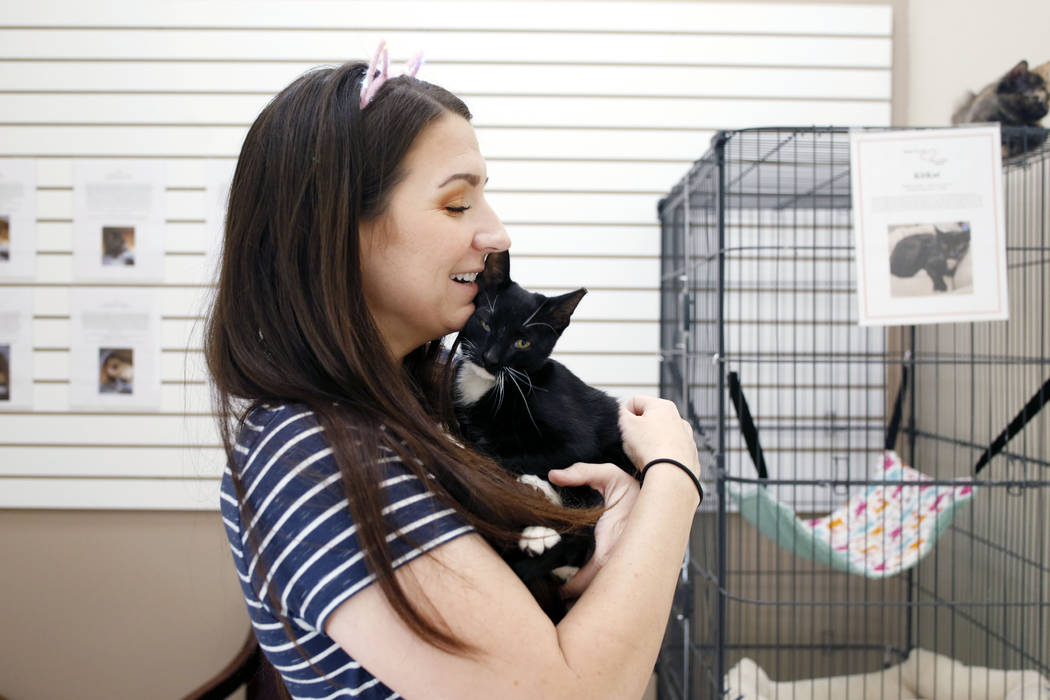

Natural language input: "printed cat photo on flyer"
[98,347,134,394]
[887,221,972,297]
[0,344,10,401]
[101,226,136,266]
[0,216,10,262]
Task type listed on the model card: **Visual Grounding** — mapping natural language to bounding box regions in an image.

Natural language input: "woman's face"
[359,113,510,359]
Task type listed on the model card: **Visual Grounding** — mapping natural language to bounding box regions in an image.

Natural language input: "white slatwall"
[0,0,892,509]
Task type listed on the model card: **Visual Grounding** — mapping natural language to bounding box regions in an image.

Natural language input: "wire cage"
[655,126,1050,699]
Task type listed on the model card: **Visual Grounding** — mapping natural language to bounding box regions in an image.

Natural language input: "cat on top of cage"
[952,59,1049,157]
[889,222,971,293]
[1035,61,1050,97]
[952,59,1049,126]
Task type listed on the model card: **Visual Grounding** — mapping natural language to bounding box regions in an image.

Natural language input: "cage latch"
[672,577,695,621]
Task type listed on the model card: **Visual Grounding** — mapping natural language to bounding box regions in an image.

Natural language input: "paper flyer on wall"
[203,159,235,282]
[0,288,33,410]
[73,160,166,283]
[850,125,1009,326]
[0,159,37,280]
[70,288,162,411]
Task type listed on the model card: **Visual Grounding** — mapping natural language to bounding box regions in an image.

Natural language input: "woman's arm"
[326,396,699,699]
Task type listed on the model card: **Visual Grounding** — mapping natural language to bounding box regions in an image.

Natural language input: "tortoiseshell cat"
[889,224,971,292]
[453,250,635,621]
[1034,61,1050,97]
[952,60,1049,157]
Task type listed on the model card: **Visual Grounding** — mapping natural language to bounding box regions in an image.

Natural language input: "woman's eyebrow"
[436,173,488,188]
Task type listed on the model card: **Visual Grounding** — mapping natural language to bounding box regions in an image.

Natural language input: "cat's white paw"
[519,526,561,555]
[517,474,563,506]
[551,566,579,583]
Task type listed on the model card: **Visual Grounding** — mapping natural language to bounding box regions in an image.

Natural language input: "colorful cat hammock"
[725,367,975,578]
[727,368,1050,578]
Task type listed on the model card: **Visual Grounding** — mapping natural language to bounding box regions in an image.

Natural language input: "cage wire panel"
[656,126,1050,700]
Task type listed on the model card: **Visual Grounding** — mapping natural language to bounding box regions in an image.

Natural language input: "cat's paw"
[551,566,579,583]
[518,474,563,506]
[519,526,561,556]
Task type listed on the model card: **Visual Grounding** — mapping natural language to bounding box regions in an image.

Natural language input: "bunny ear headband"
[359,40,425,109]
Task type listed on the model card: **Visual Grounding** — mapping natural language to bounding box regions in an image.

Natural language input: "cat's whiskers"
[504,366,528,391]
[505,366,544,395]
[460,339,480,361]
[504,368,541,434]
[524,321,557,333]
[520,303,544,328]
[493,368,506,412]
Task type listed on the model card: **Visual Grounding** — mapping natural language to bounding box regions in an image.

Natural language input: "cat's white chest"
[456,361,496,406]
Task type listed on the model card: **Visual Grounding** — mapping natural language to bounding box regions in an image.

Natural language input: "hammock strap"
[974,374,1050,474]
[727,371,769,480]
[884,365,911,451]
[729,364,911,480]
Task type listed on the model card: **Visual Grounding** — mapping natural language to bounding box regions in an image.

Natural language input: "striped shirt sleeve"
[233,405,474,633]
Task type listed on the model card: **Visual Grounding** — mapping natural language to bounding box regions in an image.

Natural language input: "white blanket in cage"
[724,649,1050,700]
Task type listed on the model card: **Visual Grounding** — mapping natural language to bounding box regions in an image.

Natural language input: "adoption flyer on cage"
[850,125,1009,326]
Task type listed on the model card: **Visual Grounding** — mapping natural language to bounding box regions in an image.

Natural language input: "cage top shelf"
[659,127,854,214]
[657,125,1050,215]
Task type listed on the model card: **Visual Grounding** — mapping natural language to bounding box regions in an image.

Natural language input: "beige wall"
[0,510,246,699]
[907,0,1050,126]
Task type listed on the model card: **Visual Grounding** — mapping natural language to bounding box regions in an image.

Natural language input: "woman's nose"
[473,223,511,253]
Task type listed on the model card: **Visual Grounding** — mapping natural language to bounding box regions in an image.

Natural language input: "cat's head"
[996,60,1049,124]
[102,228,128,257]
[933,225,971,261]
[459,250,586,374]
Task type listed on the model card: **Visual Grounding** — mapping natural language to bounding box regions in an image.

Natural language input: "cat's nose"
[483,347,500,369]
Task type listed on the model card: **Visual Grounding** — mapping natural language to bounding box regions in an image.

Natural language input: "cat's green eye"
[480,320,491,332]
[514,339,531,349]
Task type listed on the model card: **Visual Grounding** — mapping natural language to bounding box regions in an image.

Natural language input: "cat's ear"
[541,288,587,334]
[479,250,510,291]
[1004,60,1030,83]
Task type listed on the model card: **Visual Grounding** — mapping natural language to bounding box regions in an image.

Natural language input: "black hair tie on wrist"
[641,458,703,506]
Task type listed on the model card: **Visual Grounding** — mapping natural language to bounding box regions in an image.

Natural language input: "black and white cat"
[889,224,971,292]
[453,250,635,620]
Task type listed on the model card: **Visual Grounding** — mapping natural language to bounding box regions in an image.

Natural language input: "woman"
[206,54,701,700]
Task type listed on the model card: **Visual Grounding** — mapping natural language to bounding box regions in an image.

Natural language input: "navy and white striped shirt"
[219,403,474,699]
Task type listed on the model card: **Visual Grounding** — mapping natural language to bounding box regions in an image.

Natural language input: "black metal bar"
[974,374,1050,473]
[714,128,729,700]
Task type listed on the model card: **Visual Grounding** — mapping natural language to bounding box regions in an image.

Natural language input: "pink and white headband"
[359,41,425,110]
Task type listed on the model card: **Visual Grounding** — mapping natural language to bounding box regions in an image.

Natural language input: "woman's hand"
[619,395,700,479]
[547,462,640,599]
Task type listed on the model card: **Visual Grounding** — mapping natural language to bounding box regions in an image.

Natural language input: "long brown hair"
[205,62,597,655]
